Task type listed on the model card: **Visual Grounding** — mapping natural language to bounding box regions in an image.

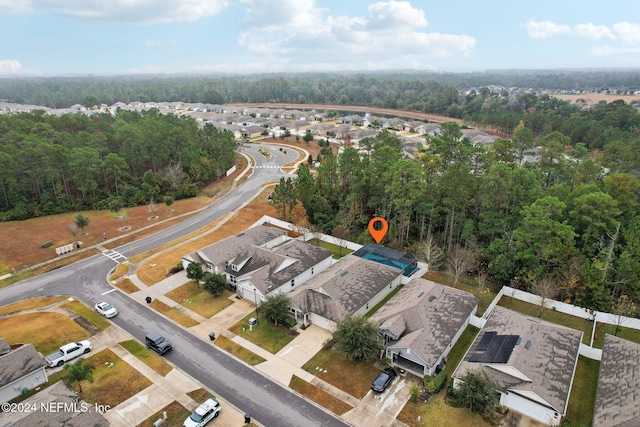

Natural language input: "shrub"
[409,385,421,402]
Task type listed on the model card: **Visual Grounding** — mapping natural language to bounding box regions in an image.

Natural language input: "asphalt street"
[0,144,351,427]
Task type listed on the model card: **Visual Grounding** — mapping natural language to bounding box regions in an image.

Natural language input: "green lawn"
[565,356,600,427]
[166,282,234,318]
[214,335,266,365]
[119,339,173,376]
[592,321,640,347]
[498,296,594,345]
[308,239,353,259]
[229,313,298,354]
[445,325,480,373]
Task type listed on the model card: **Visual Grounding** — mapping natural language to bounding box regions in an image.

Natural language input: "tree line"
[272,124,640,312]
[0,108,237,220]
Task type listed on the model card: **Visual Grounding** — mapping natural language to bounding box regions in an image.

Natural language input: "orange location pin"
[368,217,388,243]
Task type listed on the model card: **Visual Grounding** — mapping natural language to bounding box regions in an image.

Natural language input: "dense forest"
[0,109,237,220]
[272,119,640,312]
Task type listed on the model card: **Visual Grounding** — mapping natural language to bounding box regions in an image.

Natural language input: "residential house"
[371,278,479,377]
[181,225,288,273]
[0,338,48,404]
[453,306,582,426]
[226,239,333,302]
[289,254,403,331]
[593,334,640,427]
[1,381,109,426]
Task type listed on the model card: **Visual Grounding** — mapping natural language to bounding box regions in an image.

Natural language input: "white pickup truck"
[45,340,92,367]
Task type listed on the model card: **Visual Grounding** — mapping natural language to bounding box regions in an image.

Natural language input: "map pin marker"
[368,217,388,243]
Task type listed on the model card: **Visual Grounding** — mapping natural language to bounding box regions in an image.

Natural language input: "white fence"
[225,165,237,177]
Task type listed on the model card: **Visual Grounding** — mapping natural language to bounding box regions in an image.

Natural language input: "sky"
[0,0,639,76]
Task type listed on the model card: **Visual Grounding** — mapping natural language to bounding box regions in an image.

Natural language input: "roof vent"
[428,295,436,302]
[525,340,532,349]
[340,271,348,276]
[418,292,425,298]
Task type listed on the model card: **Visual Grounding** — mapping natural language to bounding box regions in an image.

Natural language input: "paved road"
[0,145,350,427]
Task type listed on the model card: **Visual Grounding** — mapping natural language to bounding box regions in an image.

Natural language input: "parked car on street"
[183,398,221,427]
[145,332,172,355]
[371,367,397,393]
[45,340,92,368]
[94,301,118,318]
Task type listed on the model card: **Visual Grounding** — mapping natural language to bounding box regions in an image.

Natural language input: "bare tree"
[415,233,445,271]
[332,224,350,257]
[532,277,559,318]
[68,224,79,240]
[447,245,474,287]
[476,267,489,290]
[162,162,185,191]
[611,295,637,336]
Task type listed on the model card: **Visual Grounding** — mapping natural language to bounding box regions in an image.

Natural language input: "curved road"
[0,144,350,427]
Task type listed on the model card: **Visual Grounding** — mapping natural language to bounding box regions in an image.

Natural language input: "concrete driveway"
[342,373,418,427]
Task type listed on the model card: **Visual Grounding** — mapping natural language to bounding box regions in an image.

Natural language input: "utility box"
[249,318,257,327]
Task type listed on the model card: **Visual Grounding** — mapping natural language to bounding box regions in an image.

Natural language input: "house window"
[206,263,213,271]
[389,283,392,289]
[311,267,314,274]
[229,275,237,284]
[366,303,369,310]
[291,279,295,287]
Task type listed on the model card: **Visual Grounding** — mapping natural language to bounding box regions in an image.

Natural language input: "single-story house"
[453,306,582,426]
[227,239,333,302]
[181,225,288,273]
[0,338,48,404]
[288,254,403,331]
[370,278,479,377]
[593,334,640,427]
[0,381,109,426]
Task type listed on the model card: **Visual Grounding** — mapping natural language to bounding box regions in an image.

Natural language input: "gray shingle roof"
[0,342,46,388]
[370,278,478,368]
[593,334,640,427]
[184,225,287,266]
[1,381,109,426]
[289,254,403,322]
[454,306,582,415]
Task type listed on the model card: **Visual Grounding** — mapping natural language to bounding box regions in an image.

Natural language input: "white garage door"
[504,392,561,426]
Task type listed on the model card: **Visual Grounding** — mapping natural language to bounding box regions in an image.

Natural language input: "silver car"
[94,301,118,318]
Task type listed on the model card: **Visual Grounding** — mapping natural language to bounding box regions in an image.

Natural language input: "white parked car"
[94,301,118,318]
[183,398,221,427]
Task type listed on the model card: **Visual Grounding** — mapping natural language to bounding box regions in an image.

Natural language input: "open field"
[0,153,248,277]
[553,93,640,104]
[0,311,90,355]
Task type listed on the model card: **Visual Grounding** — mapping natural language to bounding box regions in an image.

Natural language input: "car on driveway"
[371,367,397,393]
[94,301,118,318]
[45,340,92,368]
[183,397,221,427]
[145,332,172,355]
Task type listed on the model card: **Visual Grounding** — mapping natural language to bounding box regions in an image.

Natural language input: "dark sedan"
[371,367,397,393]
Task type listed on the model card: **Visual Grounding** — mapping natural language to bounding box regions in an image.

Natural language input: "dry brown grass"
[302,344,379,399]
[213,335,266,365]
[138,401,190,427]
[166,283,234,318]
[61,299,111,331]
[0,154,247,276]
[149,299,199,327]
[108,263,129,281]
[136,186,278,286]
[187,388,213,402]
[289,375,353,415]
[112,277,140,294]
[81,348,152,408]
[0,311,90,355]
[0,295,67,315]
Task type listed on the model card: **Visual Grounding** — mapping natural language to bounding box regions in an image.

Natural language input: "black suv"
[145,332,172,355]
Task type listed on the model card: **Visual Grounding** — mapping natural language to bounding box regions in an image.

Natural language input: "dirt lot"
[553,93,640,105]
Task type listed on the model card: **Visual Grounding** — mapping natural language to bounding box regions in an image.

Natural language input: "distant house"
[370,278,479,377]
[1,381,109,426]
[453,306,582,426]
[0,338,48,404]
[593,334,640,427]
[226,239,333,302]
[181,225,288,273]
[288,254,403,331]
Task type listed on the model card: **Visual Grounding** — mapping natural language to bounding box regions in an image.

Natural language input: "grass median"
[119,339,173,376]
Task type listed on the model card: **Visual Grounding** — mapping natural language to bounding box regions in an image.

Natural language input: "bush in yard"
[202,272,227,296]
[410,385,421,402]
[456,370,499,414]
[424,370,447,394]
[333,315,380,362]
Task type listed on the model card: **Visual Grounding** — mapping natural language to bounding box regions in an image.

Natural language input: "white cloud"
[365,1,428,31]
[522,20,570,39]
[612,22,640,45]
[0,0,229,24]
[0,59,23,75]
[573,23,614,40]
[238,0,475,69]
